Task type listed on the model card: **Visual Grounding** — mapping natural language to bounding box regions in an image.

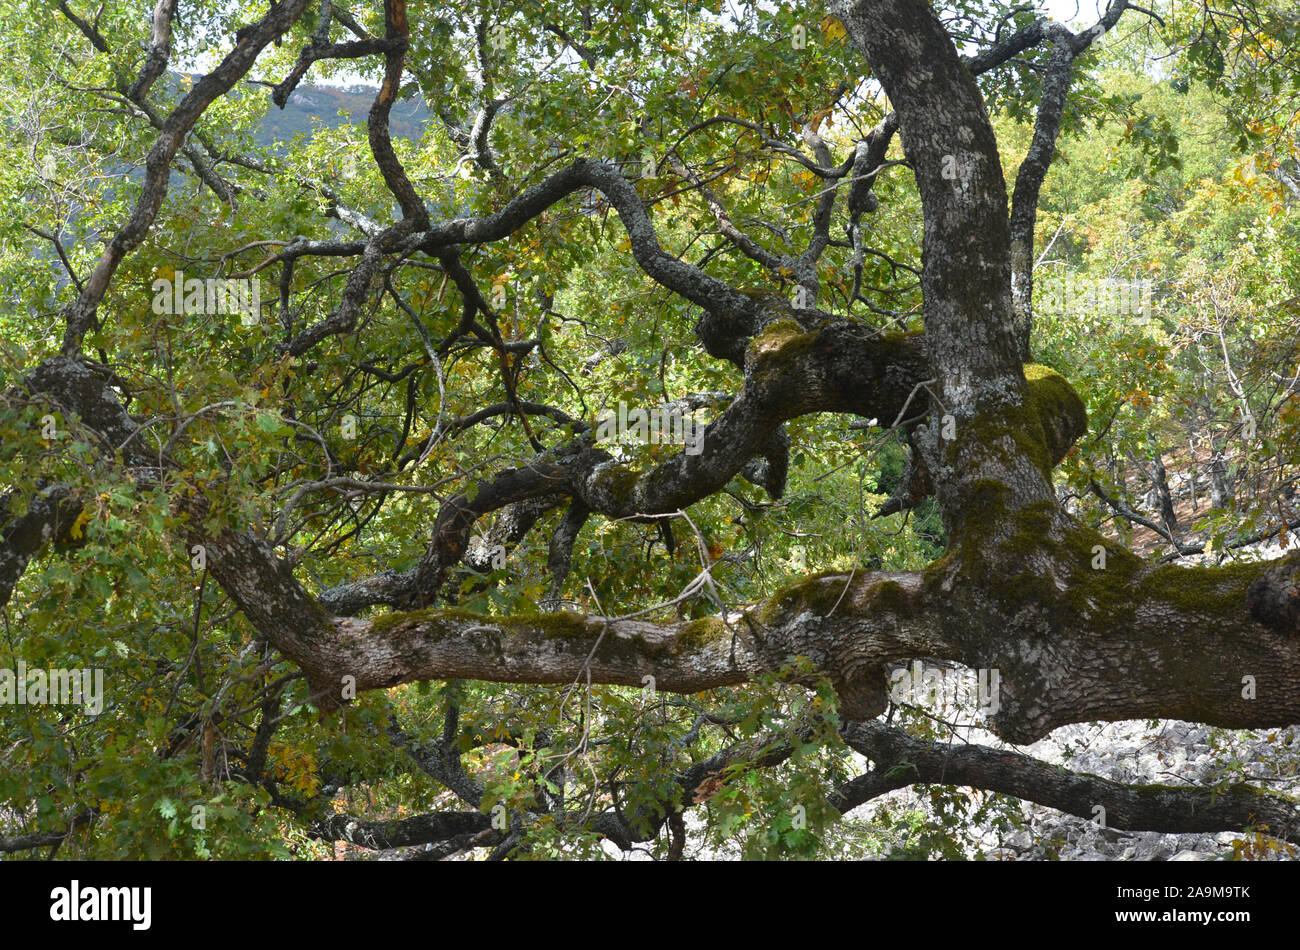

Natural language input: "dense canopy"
[2,0,1299,859]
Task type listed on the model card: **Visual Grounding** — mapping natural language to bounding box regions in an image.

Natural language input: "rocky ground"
[859,717,1300,861]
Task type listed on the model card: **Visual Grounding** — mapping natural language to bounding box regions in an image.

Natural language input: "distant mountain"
[255,82,431,146]
[164,73,430,145]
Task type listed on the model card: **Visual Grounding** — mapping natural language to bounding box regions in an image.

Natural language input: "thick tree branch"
[837,721,1300,839]
[0,484,81,608]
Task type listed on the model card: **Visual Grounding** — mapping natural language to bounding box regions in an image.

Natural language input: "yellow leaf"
[820,16,847,40]
[69,509,93,540]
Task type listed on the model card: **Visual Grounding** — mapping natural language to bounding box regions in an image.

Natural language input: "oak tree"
[2,0,1299,858]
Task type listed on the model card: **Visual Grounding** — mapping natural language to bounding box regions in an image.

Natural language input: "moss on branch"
[1024,363,1088,465]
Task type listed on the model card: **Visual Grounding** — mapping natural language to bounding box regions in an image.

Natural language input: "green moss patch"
[1024,363,1089,464]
